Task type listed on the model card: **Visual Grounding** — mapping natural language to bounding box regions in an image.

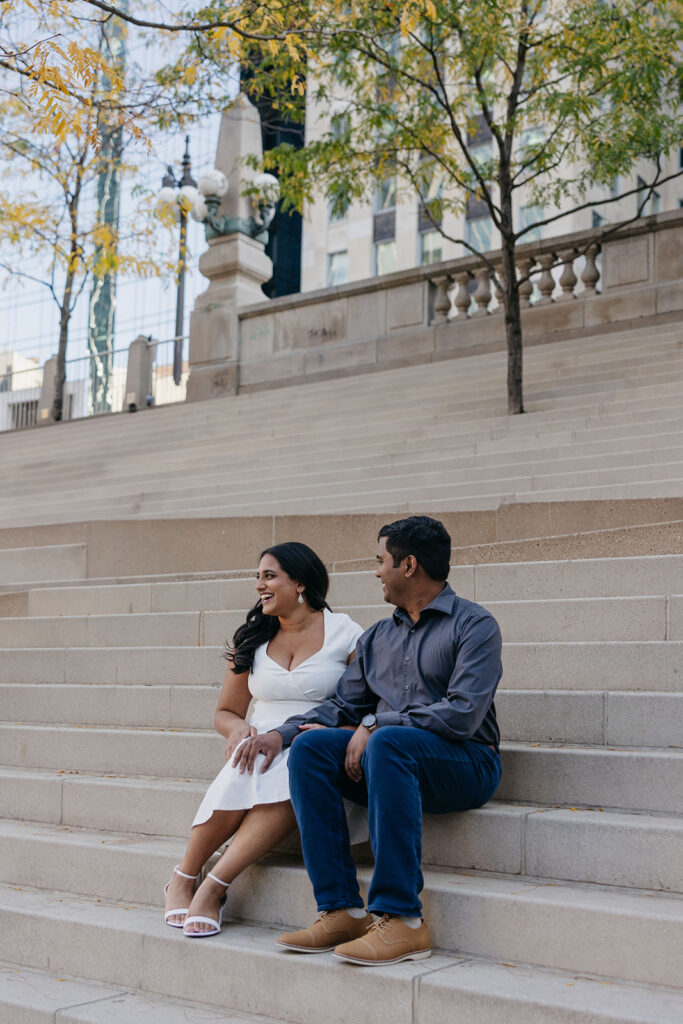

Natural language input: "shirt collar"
[392,583,456,626]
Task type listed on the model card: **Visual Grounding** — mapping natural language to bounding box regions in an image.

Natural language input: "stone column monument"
[186,94,275,402]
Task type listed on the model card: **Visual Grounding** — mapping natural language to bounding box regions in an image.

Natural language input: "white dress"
[192,609,365,826]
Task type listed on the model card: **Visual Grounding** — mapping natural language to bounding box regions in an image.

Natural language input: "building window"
[419,230,442,265]
[592,211,606,228]
[375,176,396,212]
[374,240,397,276]
[519,204,544,242]
[465,216,493,253]
[327,250,348,286]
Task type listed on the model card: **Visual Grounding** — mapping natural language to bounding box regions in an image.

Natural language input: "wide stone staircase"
[0,320,682,1022]
[1,320,682,526]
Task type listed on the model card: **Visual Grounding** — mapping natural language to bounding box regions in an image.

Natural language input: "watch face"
[361,714,376,729]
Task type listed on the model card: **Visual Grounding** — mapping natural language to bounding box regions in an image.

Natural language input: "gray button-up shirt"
[275,584,502,749]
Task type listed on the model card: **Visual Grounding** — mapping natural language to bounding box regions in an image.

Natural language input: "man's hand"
[225,724,256,760]
[294,723,328,739]
[232,731,283,774]
[344,725,372,782]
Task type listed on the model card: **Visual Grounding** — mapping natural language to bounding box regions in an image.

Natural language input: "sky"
[0,2,235,371]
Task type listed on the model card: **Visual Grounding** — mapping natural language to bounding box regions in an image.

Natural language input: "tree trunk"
[501,233,524,415]
[52,269,75,422]
[497,152,524,415]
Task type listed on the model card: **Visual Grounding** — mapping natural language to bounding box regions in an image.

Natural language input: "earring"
[297,591,304,604]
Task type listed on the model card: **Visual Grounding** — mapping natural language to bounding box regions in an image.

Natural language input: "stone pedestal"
[186,233,273,401]
[37,355,58,424]
[124,335,153,411]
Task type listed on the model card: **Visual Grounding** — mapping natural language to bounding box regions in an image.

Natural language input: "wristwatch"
[361,713,377,732]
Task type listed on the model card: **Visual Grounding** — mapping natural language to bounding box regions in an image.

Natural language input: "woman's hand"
[232,731,283,774]
[224,723,256,761]
[344,725,372,782]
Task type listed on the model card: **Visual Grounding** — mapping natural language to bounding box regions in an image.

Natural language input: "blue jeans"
[288,726,502,917]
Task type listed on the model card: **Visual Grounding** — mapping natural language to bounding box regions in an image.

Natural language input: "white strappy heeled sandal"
[183,871,229,938]
[164,864,201,928]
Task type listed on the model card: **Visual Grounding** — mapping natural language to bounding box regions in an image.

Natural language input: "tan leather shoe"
[277,909,374,953]
[333,914,431,965]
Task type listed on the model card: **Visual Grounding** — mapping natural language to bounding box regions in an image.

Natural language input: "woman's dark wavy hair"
[226,542,331,674]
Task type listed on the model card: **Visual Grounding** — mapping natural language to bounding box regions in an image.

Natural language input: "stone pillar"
[471,268,492,316]
[430,274,453,324]
[454,272,472,317]
[37,355,58,424]
[186,95,274,402]
[186,235,272,401]
[124,334,154,411]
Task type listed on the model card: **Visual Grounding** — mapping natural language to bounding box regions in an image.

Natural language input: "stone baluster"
[582,243,601,294]
[454,272,473,317]
[536,253,556,304]
[430,274,453,324]
[517,256,535,307]
[558,249,578,300]
[471,267,492,316]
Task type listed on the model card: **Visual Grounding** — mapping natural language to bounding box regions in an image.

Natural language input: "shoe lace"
[368,914,392,932]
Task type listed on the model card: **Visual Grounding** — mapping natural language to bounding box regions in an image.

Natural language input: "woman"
[163,541,364,937]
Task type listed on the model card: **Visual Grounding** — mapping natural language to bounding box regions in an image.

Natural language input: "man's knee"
[289,727,348,769]
[362,726,412,767]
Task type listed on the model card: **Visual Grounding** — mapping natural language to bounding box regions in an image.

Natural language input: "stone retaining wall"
[235,209,683,392]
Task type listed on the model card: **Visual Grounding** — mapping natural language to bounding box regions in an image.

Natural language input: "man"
[237,515,502,966]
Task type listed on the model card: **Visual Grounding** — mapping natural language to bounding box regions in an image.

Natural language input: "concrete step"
[1,682,680,748]
[1,866,682,992]
[1,785,681,893]
[2,393,681,483]
[1,638,681,689]
[472,554,683,601]
[4,358,680,462]
[3,960,682,1024]
[5,424,683,504]
[0,544,86,587]
[3,452,682,520]
[19,554,683,618]
[1,502,679,578]
[502,640,683,691]
[2,766,680,891]
[1,722,679,812]
[3,419,682,520]
[5,431,683,506]
[1,593,676,648]
[498,743,683,813]
[0,962,278,1024]
[3,891,682,1024]
[0,645,225,685]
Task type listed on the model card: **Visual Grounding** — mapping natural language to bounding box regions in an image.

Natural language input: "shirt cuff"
[374,710,403,729]
[273,723,300,749]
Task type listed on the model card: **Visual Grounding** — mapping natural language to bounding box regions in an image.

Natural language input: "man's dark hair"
[378,516,451,581]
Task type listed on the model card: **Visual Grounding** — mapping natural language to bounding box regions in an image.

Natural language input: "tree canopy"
[2,0,682,413]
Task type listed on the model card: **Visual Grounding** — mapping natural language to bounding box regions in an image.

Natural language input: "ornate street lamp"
[157,146,280,387]
[157,136,198,385]
[195,169,280,242]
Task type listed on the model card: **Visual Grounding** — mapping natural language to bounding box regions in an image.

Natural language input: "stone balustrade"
[230,209,682,395]
[429,240,602,323]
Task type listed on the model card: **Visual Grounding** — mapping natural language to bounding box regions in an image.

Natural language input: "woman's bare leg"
[164,809,247,925]
[184,800,297,934]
